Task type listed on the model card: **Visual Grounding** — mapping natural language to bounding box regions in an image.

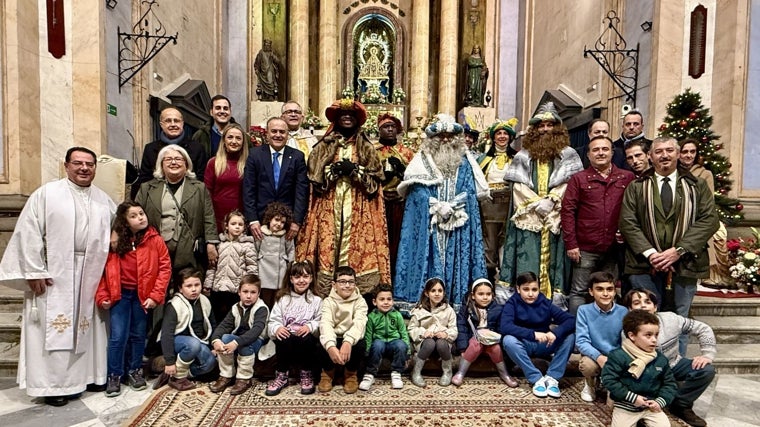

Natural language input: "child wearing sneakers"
[624,289,716,427]
[452,278,518,388]
[575,271,627,402]
[208,274,269,396]
[318,266,368,394]
[500,272,575,398]
[360,284,410,391]
[266,260,323,396]
[601,309,677,427]
[160,268,217,391]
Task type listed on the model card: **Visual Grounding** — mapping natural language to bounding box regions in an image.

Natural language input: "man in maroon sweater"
[561,136,635,315]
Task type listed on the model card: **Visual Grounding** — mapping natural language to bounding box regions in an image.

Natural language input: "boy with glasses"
[318,266,368,394]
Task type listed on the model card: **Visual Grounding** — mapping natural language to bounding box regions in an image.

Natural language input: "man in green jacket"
[618,136,718,354]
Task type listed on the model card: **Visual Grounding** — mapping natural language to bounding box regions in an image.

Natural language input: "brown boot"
[168,376,195,391]
[209,376,233,393]
[318,369,334,392]
[228,379,251,396]
[343,370,359,394]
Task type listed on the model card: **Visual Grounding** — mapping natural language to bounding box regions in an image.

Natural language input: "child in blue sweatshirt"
[500,272,575,398]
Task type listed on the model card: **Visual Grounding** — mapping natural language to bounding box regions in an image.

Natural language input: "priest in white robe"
[0,147,116,406]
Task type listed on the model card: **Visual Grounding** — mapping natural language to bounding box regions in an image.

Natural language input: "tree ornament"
[737,203,744,211]
[659,123,667,131]
[702,136,709,142]
[689,112,698,119]
[679,120,688,128]
[716,143,723,150]
[728,162,732,168]
[720,188,728,195]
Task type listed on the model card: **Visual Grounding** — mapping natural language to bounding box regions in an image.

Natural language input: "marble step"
[687,343,760,374]
[689,295,760,317]
[0,312,21,343]
[0,341,19,378]
[0,286,23,313]
[693,316,760,344]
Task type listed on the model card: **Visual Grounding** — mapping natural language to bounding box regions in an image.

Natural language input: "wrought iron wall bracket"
[583,10,639,106]
[117,1,177,92]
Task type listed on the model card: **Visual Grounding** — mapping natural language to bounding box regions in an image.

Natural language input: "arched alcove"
[342,8,407,102]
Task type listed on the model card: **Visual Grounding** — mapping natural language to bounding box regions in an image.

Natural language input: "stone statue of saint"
[254,39,283,101]
[463,45,489,107]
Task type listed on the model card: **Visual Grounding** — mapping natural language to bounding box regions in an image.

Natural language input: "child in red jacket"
[96,201,171,397]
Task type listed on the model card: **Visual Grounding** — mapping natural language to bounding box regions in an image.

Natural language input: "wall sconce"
[640,21,652,32]
[106,0,117,9]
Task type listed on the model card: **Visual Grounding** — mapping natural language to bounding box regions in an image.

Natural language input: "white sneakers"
[391,371,404,389]
[360,372,403,390]
[580,381,596,402]
[359,374,375,391]
[533,376,561,398]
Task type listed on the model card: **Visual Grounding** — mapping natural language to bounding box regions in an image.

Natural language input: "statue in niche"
[254,39,283,101]
[463,45,489,107]
[356,32,391,104]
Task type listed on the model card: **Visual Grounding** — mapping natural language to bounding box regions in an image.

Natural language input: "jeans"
[629,273,698,354]
[501,333,575,384]
[220,334,264,357]
[107,289,148,376]
[366,339,409,375]
[670,357,716,408]
[320,337,364,372]
[568,250,618,316]
[174,335,217,377]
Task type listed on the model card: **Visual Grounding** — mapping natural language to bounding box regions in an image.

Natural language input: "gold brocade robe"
[297,132,391,296]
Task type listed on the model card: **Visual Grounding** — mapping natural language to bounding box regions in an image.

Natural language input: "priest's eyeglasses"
[283,109,302,115]
[69,161,96,168]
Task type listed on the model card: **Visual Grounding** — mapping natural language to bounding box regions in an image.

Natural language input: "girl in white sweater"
[204,210,258,319]
[265,260,322,396]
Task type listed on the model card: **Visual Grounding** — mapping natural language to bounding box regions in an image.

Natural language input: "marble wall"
[105,2,136,163]
[225,0,248,127]
[497,0,521,120]
[743,0,760,192]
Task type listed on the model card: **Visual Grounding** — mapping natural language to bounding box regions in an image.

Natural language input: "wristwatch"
[675,246,688,257]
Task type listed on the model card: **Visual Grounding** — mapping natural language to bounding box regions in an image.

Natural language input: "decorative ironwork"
[118,1,177,92]
[583,10,639,105]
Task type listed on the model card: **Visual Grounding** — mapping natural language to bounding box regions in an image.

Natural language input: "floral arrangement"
[301,108,325,129]
[361,110,380,136]
[248,125,266,147]
[727,227,760,292]
[392,88,406,104]
[361,85,387,104]
[341,85,355,100]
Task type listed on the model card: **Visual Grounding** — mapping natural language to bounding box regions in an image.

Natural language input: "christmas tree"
[657,88,744,224]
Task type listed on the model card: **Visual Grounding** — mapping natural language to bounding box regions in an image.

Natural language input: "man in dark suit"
[243,116,308,241]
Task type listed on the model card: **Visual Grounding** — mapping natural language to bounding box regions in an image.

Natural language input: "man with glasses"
[281,100,317,158]
[132,107,208,198]
[0,147,116,406]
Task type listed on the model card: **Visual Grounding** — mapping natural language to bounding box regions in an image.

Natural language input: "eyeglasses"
[162,118,183,124]
[163,157,185,164]
[68,161,96,168]
[283,109,302,115]
[335,279,356,286]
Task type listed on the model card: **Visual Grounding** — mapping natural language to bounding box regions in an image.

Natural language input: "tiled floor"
[0,374,758,427]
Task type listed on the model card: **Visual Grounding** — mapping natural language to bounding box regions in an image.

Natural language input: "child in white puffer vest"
[204,210,258,319]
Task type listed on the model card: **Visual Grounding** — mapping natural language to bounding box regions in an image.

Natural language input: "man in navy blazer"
[243,117,309,241]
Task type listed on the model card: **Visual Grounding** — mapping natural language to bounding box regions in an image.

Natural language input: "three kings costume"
[394,148,489,305]
[297,100,391,296]
[499,146,583,298]
[0,178,116,396]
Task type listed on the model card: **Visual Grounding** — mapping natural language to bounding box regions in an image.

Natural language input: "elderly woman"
[478,118,519,284]
[136,145,218,273]
[204,123,249,233]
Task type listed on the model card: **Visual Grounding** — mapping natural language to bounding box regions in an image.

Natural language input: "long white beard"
[422,136,466,178]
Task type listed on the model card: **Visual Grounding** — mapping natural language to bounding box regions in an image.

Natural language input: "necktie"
[273,152,281,190]
[660,176,672,215]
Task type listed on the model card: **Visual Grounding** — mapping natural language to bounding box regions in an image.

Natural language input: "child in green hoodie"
[359,283,410,391]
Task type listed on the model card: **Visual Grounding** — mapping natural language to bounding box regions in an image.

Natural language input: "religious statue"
[463,45,489,107]
[254,39,283,101]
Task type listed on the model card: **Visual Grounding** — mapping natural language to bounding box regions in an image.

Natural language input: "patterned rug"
[125,376,686,426]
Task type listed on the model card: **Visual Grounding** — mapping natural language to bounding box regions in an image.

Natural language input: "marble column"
[437,0,459,115]
[289,0,309,109]
[409,0,430,120]
[318,0,338,119]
